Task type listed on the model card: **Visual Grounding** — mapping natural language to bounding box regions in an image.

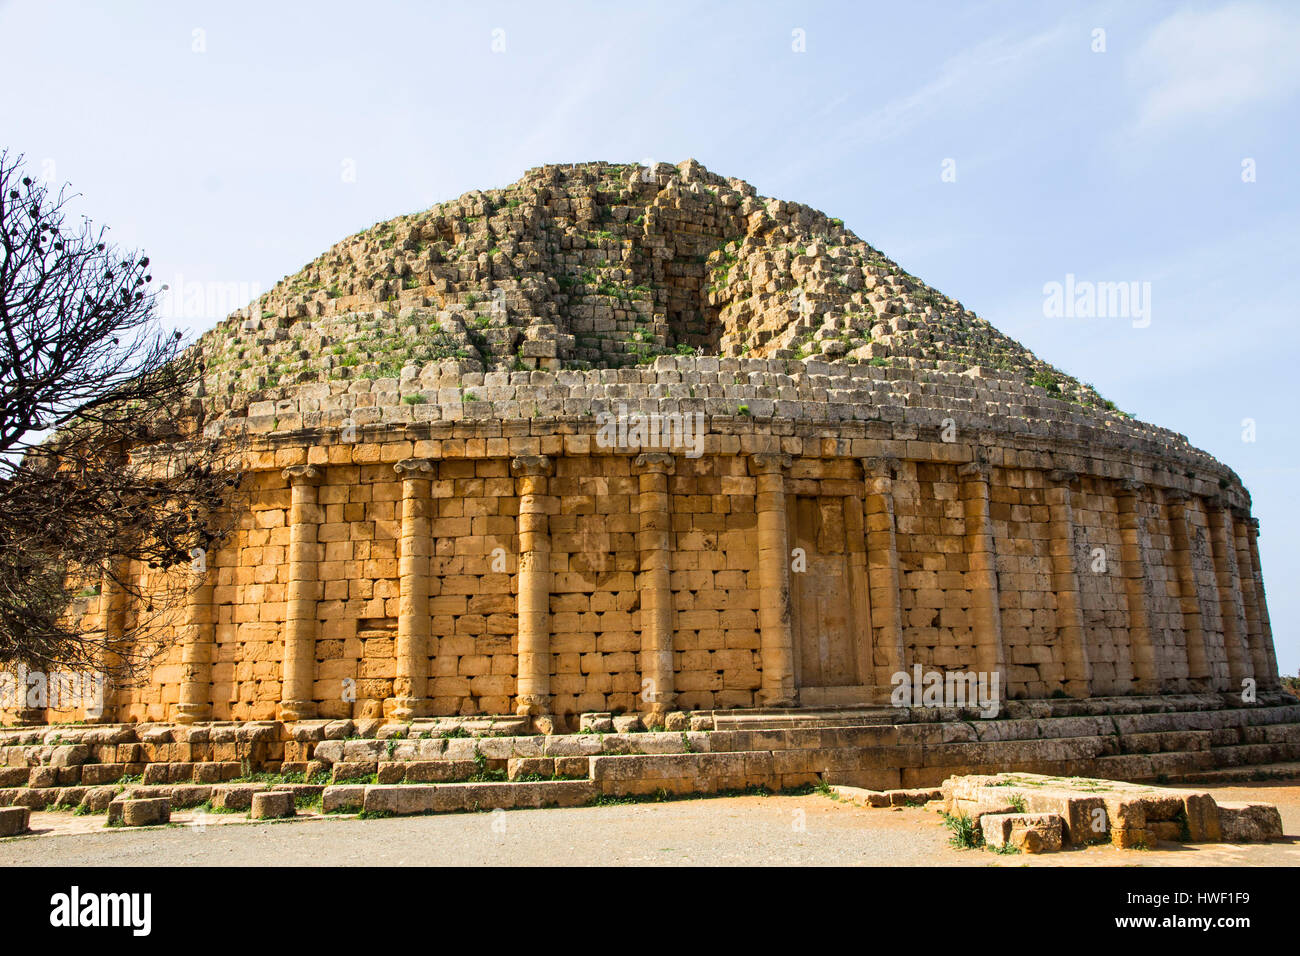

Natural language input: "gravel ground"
[3,782,1300,866]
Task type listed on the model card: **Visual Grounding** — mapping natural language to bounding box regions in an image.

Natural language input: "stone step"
[1167,761,1300,784]
[707,708,897,730]
[351,779,597,816]
[1093,750,1216,780]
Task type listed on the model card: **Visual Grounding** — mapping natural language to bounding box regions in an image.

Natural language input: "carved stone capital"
[957,461,990,481]
[394,457,436,478]
[1047,469,1079,486]
[632,451,677,475]
[281,464,321,486]
[1117,478,1145,495]
[862,456,898,480]
[748,452,792,476]
[1164,489,1191,505]
[511,455,553,478]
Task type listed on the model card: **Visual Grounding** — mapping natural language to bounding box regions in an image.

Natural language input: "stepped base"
[3,693,1299,818]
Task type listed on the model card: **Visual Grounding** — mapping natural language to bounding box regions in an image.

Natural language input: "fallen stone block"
[981,812,1064,853]
[1182,792,1222,842]
[119,798,170,827]
[250,791,295,820]
[209,784,268,811]
[1218,802,1283,842]
[0,806,30,837]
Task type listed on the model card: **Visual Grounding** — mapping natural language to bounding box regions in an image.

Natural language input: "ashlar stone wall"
[4,413,1279,729]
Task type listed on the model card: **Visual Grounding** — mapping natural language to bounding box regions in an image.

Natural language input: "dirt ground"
[2,780,1299,867]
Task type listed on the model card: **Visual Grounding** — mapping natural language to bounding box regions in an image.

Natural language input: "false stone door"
[788,495,873,707]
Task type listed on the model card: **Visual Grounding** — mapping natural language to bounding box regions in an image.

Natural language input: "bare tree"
[0,149,240,686]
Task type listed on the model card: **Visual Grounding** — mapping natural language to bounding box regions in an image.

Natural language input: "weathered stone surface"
[209,784,268,811]
[2,162,1279,743]
[250,790,295,820]
[1182,792,1223,842]
[321,785,366,813]
[580,713,614,733]
[0,806,30,836]
[981,812,1064,853]
[1217,801,1283,842]
[942,772,1283,851]
[119,798,170,827]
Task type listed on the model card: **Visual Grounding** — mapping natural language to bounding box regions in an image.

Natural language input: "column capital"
[511,454,553,478]
[1118,478,1145,495]
[394,457,436,478]
[748,452,792,476]
[1247,516,1261,536]
[1164,488,1191,505]
[282,464,322,486]
[862,456,898,480]
[632,451,676,475]
[1204,494,1230,512]
[1047,469,1079,486]
[957,461,990,481]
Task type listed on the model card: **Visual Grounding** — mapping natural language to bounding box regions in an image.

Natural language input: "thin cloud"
[1129,1,1300,133]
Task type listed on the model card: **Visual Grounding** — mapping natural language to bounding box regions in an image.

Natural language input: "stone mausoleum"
[1,161,1292,804]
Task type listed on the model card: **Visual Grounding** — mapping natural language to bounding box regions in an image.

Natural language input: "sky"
[1,0,1296,672]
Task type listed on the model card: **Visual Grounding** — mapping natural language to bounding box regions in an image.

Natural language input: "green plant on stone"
[942,811,982,850]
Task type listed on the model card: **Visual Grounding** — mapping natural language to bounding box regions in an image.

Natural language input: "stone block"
[1182,792,1222,842]
[209,784,269,811]
[0,806,30,836]
[321,785,366,813]
[250,790,295,820]
[580,713,614,733]
[119,798,170,827]
[1217,802,1283,842]
[981,812,1064,853]
[80,763,126,786]
[27,767,58,788]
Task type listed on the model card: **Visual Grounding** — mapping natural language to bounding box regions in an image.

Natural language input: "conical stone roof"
[187,159,1238,492]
